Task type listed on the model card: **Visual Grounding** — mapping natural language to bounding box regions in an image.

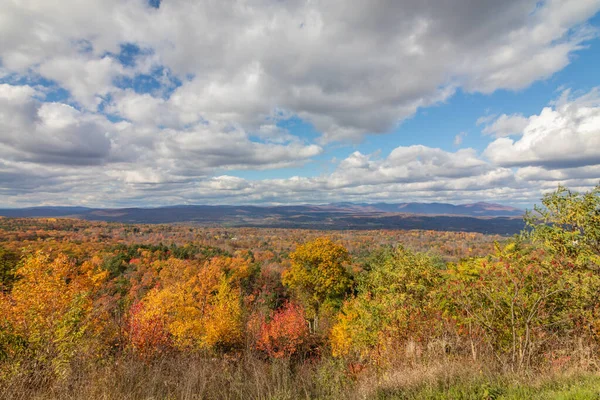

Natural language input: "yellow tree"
[0,251,107,376]
[131,256,245,352]
[282,237,352,332]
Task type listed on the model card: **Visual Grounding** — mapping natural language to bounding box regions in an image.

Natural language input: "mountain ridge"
[0,202,525,235]
[0,201,523,217]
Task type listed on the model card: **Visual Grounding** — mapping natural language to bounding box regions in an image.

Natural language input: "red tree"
[257,302,310,358]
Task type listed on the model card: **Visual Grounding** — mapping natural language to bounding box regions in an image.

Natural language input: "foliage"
[331,247,443,362]
[0,251,107,377]
[0,246,19,293]
[282,237,353,331]
[130,257,246,353]
[443,242,600,370]
[524,184,600,271]
[1,185,600,396]
[257,302,310,359]
[128,300,170,358]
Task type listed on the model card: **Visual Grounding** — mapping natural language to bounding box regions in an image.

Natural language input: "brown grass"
[3,352,599,400]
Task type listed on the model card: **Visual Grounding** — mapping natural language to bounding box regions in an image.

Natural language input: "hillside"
[0,202,525,235]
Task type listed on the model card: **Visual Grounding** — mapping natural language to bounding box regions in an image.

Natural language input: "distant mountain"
[364,201,523,217]
[0,202,525,235]
[0,206,91,217]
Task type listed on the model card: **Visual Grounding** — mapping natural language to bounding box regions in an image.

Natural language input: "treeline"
[0,185,599,399]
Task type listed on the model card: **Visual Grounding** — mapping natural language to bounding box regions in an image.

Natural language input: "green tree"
[443,241,600,371]
[524,184,600,271]
[330,247,442,362]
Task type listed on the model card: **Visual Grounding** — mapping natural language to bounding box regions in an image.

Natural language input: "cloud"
[0,84,113,165]
[1,1,600,207]
[38,56,125,110]
[0,139,597,208]
[516,165,600,182]
[0,83,321,176]
[160,146,517,206]
[454,131,468,145]
[480,114,529,137]
[2,0,599,142]
[484,88,600,168]
[156,123,323,175]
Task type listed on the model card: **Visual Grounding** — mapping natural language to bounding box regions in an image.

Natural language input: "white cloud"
[480,114,529,137]
[38,56,125,110]
[1,139,598,208]
[0,84,113,165]
[2,0,599,142]
[516,165,600,182]
[484,88,600,168]
[106,90,167,126]
[1,1,600,207]
[0,83,321,175]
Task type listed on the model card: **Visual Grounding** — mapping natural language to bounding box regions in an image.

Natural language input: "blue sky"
[1,0,599,208]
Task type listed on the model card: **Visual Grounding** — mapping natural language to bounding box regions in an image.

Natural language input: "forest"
[0,185,599,399]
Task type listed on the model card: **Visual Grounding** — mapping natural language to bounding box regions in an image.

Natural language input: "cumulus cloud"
[1,1,600,207]
[2,0,600,141]
[480,114,529,137]
[0,138,596,208]
[157,147,517,206]
[38,56,125,110]
[516,165,600,182]
[484,88,600,169]
[0,84,113,165]
[156,123,322,175]
[0,82,321,177]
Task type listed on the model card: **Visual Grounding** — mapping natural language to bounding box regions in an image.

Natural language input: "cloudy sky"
[1,0,599,208]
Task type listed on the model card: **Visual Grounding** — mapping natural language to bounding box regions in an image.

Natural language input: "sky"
[1,0,600,208]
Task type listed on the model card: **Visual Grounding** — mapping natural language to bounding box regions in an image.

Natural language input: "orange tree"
[129,256,247,354]
[256,302,310,359]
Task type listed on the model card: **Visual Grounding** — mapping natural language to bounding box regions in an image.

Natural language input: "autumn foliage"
[0,185,599,397]
[257,302,310,358]
[128,300,170,358]
[282,237,352,332]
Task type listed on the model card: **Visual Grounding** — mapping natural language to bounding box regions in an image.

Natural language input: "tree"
[442,242,599,371]
[130,256,245,352]
[282,237,353,332]
[0,246,19,293]
[524,184,600,271]
[256,302,309,359]
[330,247,443,363]
[128,300,170,358]
[0,251,107,376]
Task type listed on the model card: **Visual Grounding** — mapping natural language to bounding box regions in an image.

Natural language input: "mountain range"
[326,201,523,217]
[0,202,525,235]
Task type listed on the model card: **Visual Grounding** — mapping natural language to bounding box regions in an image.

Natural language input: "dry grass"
[2,353,599,400]
[1,354,351,400]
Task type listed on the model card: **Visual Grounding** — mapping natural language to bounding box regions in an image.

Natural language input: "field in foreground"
[3,356,600,399]
[1,185,599,399]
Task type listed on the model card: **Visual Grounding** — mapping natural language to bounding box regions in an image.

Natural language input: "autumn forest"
[1,185,600,399]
